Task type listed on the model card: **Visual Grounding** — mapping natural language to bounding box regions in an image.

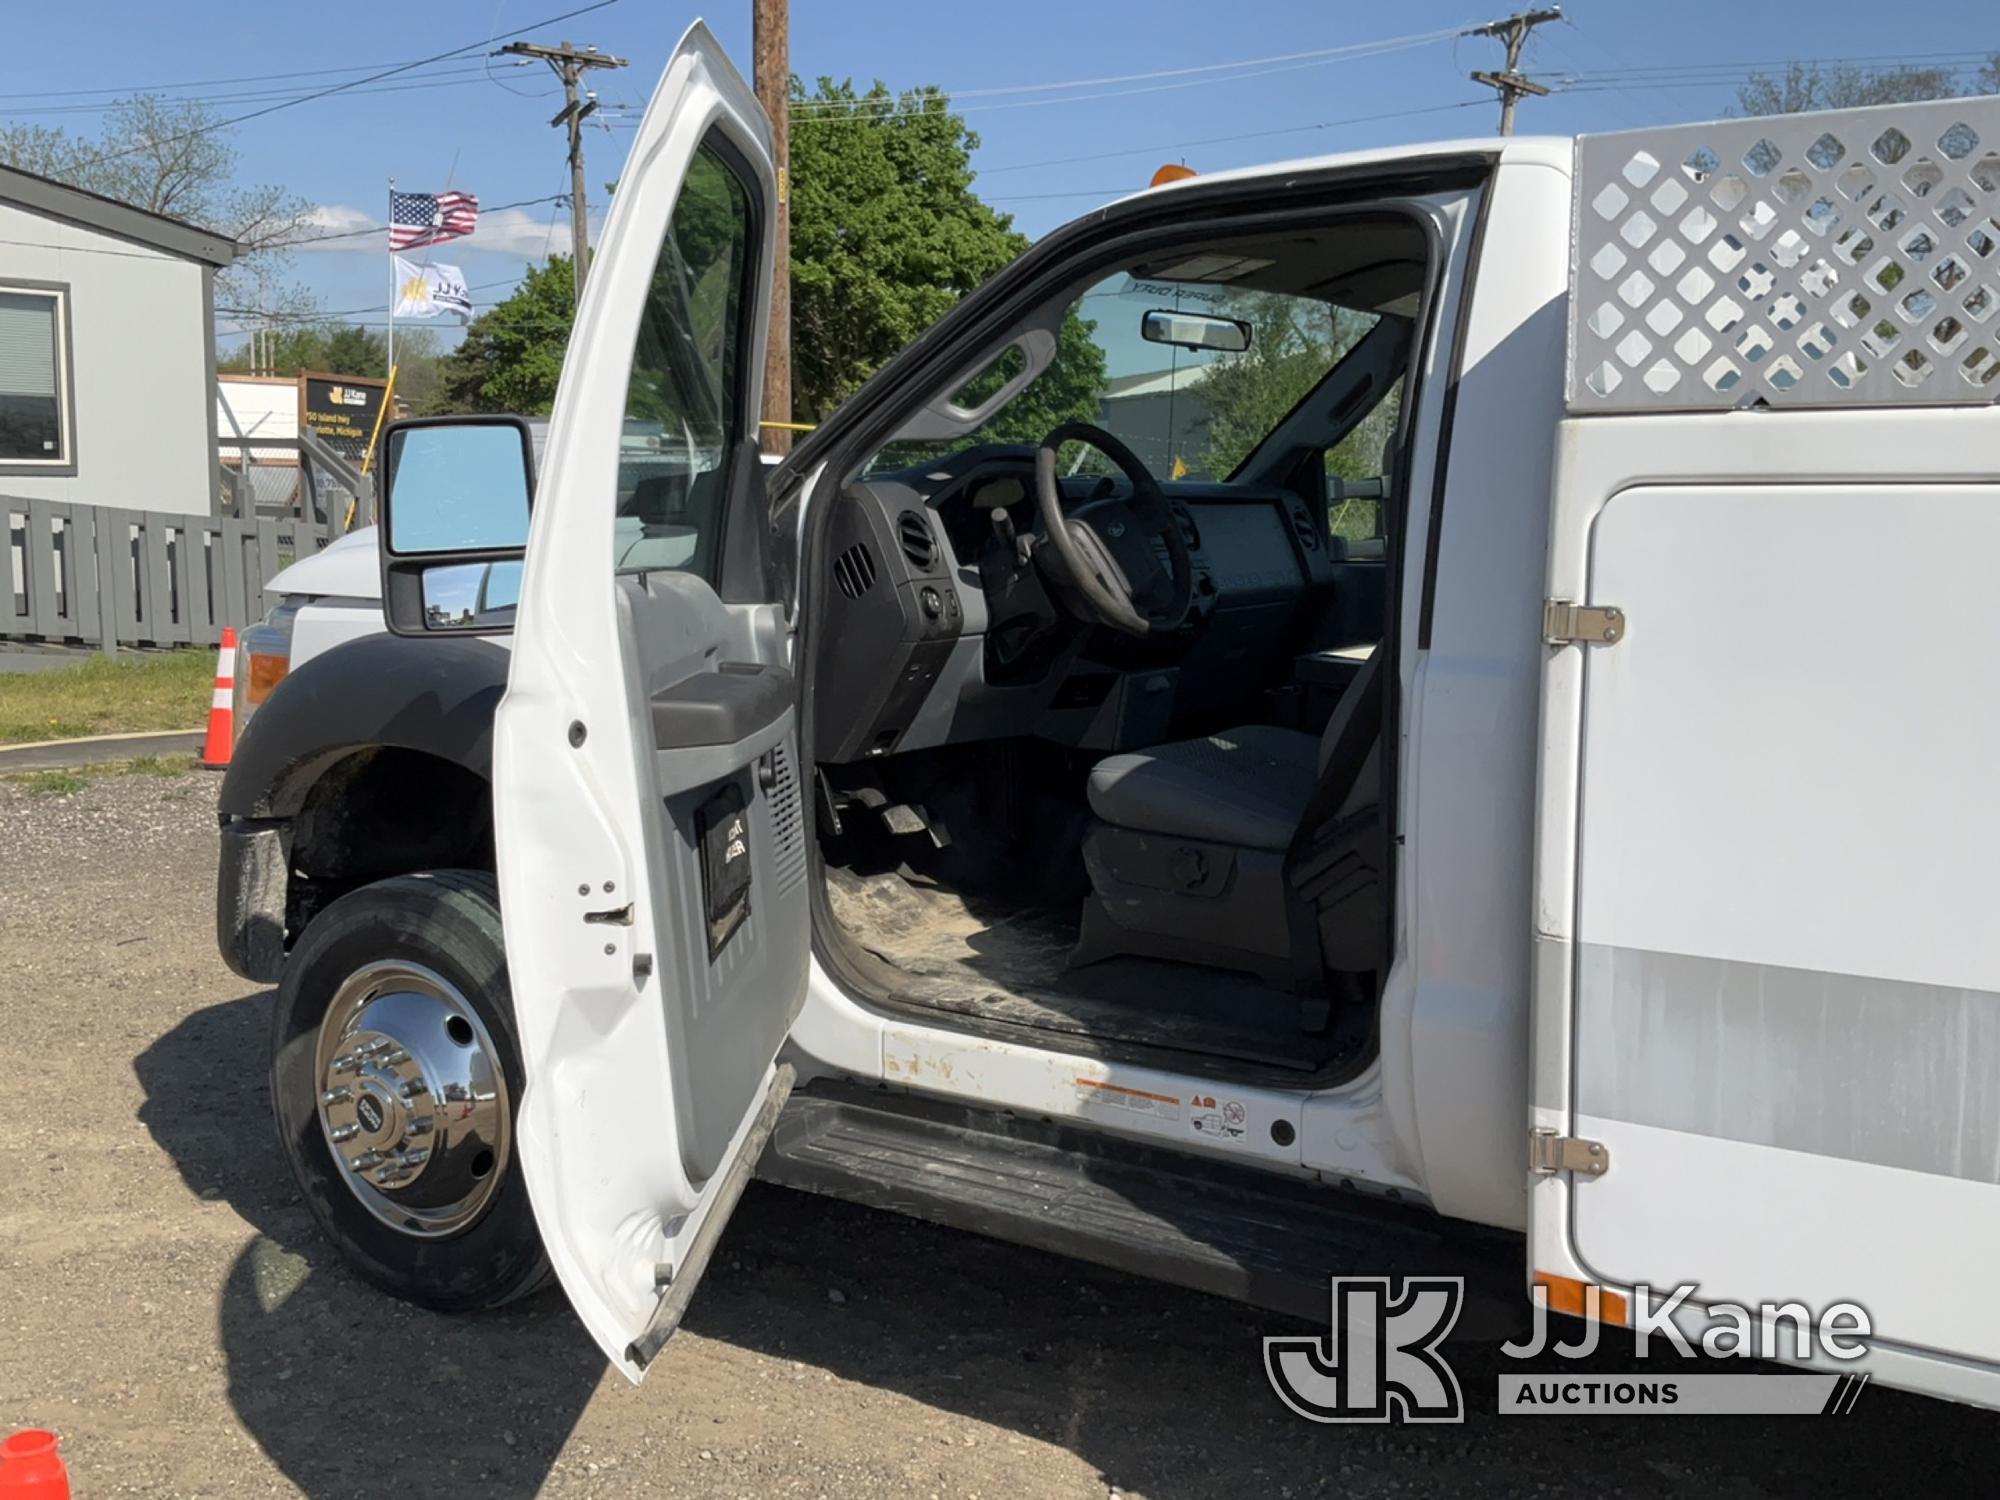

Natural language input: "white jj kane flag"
[393,258,472,323]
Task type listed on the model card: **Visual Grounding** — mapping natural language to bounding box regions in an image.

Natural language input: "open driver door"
[491,22,808,1380]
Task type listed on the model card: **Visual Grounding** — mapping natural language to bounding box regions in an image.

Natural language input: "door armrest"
[650,662,795,749]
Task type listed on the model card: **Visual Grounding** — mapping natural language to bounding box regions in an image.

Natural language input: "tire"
[270,870,552,1312]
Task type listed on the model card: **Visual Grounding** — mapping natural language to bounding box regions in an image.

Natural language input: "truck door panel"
[1533,411,2000,1377]
[615,570,808,1183]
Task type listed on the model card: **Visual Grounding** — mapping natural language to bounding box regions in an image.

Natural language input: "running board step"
[759,1084,1522,1336]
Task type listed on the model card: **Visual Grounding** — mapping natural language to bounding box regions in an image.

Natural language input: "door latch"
[1530,1128,1609,1177]
[1543,600,1625,646]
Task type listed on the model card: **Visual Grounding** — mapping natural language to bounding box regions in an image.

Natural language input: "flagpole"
[386,176,396,378]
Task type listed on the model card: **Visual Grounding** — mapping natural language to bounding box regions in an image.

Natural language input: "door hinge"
[1543,600,1625,646]
[1530,1128,1609,1177]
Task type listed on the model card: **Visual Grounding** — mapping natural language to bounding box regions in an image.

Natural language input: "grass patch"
[22,769,86,795]
[3,753,197,793]
[0,650,215,744]
[125,753,197,776]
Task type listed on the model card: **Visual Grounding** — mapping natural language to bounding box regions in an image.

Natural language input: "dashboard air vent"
[897,510,937,570]
[1290,507,1320,551]
[833,541,877,600]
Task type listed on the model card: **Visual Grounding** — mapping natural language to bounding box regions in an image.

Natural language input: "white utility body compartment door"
[1532,99,2000,1385]
[493,21,801,1382]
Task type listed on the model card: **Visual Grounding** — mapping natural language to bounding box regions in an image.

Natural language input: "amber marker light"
[1534,1272,1631,1327]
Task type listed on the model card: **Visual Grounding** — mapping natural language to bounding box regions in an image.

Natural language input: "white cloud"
[289,203,381,252]
[289,202,591,258]
[459,205,585,258]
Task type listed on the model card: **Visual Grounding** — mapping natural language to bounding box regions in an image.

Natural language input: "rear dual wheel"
[269,871,550,1311]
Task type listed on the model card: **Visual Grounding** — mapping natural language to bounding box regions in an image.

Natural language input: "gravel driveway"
[2,771,1996,1497]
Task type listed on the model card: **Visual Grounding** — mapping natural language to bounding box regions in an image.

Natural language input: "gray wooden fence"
[3,430,376,653]
[2,501,359,649]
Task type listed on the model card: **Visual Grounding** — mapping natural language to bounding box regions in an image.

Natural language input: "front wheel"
[270,870,551,1311]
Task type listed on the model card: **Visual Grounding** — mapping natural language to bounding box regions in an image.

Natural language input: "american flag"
[388,190,479,251]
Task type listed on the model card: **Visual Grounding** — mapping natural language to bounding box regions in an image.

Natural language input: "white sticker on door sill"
[1074,1077,1182,1122]
[1189,1093,1250,1145]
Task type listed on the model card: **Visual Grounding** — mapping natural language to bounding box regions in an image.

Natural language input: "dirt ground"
[3,771,1999,1498]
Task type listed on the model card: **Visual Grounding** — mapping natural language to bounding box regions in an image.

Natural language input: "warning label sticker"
[1188,1094,1249,1144]
[1074,1077,1181,1122]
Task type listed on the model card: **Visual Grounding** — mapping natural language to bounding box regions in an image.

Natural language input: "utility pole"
[1468,8,1562,136]
[754,0,792,455]
[497,39,628,303]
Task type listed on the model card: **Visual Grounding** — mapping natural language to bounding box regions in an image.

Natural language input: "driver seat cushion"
[1087,724,1319,852]
[1086,648,1381,853]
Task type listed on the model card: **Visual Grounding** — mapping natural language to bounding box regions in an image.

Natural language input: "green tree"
[864,309,1108,473]
[432,258,576,414]
[789,79,1043,421]
[388,328,449,415]
[979,315,1108,444]
[1198,294,1379,478]
[218,326,338,377]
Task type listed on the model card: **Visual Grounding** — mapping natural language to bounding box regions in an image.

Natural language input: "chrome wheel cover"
[313,959,510,1238]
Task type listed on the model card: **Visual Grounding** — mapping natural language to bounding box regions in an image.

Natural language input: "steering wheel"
[1034,421,1194,636]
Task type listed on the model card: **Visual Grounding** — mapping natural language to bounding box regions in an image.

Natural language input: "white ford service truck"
[215,22,2000,1405]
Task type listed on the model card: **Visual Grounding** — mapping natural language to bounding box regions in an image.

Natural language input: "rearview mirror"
[1140,308,1251,354]
[377,416,536,637]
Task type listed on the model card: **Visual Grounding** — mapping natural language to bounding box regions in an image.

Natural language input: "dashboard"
[812,445,1338,765]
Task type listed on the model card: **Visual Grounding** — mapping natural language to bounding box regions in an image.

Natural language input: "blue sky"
[4,0,1996,353]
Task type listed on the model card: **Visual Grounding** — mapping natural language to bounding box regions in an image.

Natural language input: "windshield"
[865,269,1383,482]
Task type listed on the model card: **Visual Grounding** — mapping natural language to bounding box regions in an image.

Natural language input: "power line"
[1555,71,1999,96]
[603,28,1477,137]
[3,67,551,119]
[785,25,1473,114]
[790,51,1450,123]
[1538,13,1646,129]
[219,276,521,321]
[0,57,516,102]
[608,50,1468,133]
[974,99,1491,176]
[751,26,1470,130]
[1526,48,2000,80]
[1554,65,1996,87]
[62,0,620,176]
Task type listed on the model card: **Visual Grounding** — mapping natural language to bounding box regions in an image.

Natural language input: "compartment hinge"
[1530,1128,1609,1177]
[1542,600,1625,646]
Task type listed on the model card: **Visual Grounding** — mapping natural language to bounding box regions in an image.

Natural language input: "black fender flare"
[219,632,511,820]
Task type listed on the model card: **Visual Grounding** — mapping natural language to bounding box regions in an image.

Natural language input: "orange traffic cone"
[0,1430,69,1498]
[201,626,238,769]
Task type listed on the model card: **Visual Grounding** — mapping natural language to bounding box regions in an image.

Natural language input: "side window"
[0,284,72,472]
[1324,374,1403,553]
[613,137,756,579]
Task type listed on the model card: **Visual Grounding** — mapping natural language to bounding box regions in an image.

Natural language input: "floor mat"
[825,866,1347,1072]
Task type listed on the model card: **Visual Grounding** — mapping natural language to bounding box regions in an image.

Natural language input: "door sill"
[761,1080,1521,1336]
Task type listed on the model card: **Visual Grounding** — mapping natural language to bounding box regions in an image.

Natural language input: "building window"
[0,285,72,469]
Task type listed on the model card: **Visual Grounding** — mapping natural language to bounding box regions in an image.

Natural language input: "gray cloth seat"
[1086,649,1380,852]
[1087,724,1319,851]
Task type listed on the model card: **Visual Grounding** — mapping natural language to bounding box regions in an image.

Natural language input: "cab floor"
[824,866,1363,1074]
